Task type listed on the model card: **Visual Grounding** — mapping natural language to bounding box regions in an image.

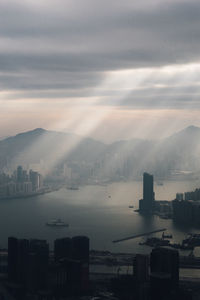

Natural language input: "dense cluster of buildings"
[172,188,200,226]
[112,247,194,300]
[137,171,200,228]
[0,166,43,198]
[138,172,200,224]
[0,235,198,300]
[0,169,199,299]
[176,189,200,201]
[6,235,89,299]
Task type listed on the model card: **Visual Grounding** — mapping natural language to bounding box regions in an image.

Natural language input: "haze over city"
[1,1,200,299]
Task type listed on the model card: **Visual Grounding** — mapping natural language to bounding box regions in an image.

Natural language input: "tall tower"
[150,247,179,299]
[17,166,23,182]
[139,172,154,213]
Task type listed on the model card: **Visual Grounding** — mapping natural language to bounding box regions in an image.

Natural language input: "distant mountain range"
[0,126,200,180]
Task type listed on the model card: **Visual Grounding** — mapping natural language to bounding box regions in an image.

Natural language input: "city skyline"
[1,2,200,297]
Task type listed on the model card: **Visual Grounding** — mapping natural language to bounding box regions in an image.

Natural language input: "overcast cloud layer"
[1,0,200,140]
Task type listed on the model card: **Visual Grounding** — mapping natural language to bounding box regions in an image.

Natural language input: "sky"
[1,0,200,142]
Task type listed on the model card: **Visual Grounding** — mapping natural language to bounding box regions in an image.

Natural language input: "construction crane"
[112,228,167,243]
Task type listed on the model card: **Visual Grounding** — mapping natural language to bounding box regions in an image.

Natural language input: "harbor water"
[0,180,200,253]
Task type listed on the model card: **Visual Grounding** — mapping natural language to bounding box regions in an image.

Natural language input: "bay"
[1,180,200,253]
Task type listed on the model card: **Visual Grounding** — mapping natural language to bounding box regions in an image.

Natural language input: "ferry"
[66,185,79,190]
[46,219,69,227]
[162,232,173,239]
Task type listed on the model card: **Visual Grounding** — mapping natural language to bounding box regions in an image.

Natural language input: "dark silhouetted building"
[71,236,89,291]
[29,170,40,191]
[184,189,200,201]
[8,237,49,292]
[176,193,184,201]
[17,239,29,285]
[8,237,19,282]
[8,237,29,288]
[17,166,23,182]
[72,236,89,262]
[53,236,90,296]
[133,254,149,283]
[28,239,49,291]
[54,236,89,263]
[172,199,200,226]
[54,237,72,262]
[150,247,179,300]
[139,172,154,213]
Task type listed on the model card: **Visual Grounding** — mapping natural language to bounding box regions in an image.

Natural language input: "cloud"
[0,0,200,112]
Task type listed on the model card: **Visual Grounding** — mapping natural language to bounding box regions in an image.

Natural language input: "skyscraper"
[150,247,179,299]
[8,237,49,291]
[133,254,149,282]
[54,237,72,261]
[53,236,90,295]
[139,172,154,213]
[17,166,23,182]
[28,239,49,290]
[150,247,179,285]
[72,236,89,262]
[8,237,18,282]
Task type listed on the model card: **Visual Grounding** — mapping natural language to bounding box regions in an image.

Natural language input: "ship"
[139,237,170,247]
[162,232,173,239]
[46,219,69,227]
[66,183,79,190]
[67,186,79,190]
[156,181,164,186]
[182,233,200,247]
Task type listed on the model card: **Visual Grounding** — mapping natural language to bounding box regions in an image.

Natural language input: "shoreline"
[0,186,62,201]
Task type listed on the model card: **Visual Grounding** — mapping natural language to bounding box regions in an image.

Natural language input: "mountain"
[0,128,106,172]
[0,126,200,180]
[94,125,200,179]
[156,125,200,173]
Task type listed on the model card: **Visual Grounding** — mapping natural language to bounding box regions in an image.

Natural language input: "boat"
[139,237,170,247]
[66,183,79,190]
[67,186,79,190]
[162,232,173,239]
[129,205,134,208]
[156,181,164,186]
[182,233,200,247]
[46,219,69,227]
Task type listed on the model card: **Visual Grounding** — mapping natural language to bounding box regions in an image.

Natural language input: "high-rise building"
[8,237,18,282]
[139,172,154,213]
[72,236,89,262]
[54,236,89,263]
[8,237,49,291]
[176,193,184,201]
[54,237,72,261]
[29,170,40,191]
[17,166,23,182]
[72,236,90,292]
[17,239,29,285]
[53,236,90,295]
[150,246,179,299]
[28,239,49,291]
[133,254,149,283]
[8,237,29,285]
